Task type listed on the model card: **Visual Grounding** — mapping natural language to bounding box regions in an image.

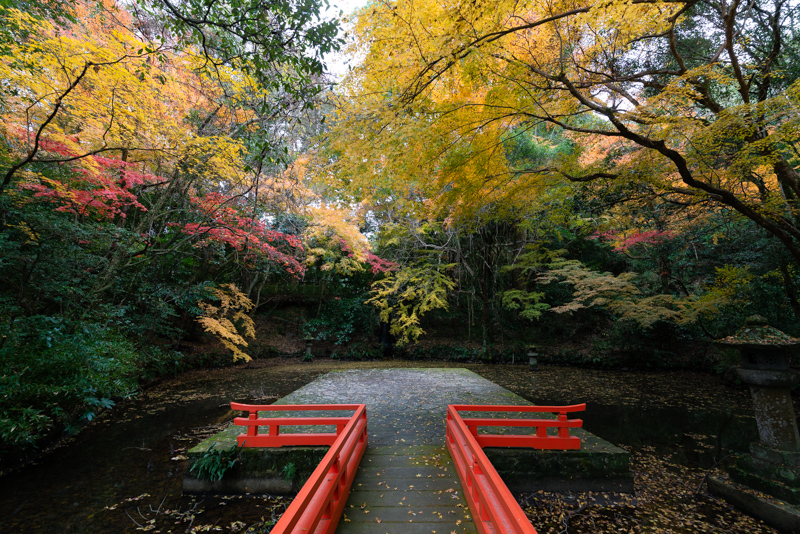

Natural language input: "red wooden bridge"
[229,401,585,534]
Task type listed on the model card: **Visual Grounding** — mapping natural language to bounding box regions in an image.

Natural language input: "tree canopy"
[2,0,800,460]
[329,0,800,237]
[304,0,800,343]
[0,0,387,456]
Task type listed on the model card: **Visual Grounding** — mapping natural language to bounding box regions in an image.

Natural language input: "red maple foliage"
[174,192,306,275]
[590,229,674,252]
[339,238,398,274]
[19,137,159,219]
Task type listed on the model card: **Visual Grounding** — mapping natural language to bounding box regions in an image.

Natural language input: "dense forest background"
[1,0,799,464]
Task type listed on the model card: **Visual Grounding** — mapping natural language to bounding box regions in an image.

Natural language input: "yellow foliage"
[325,0,684,222]
[303,204,372,274]
[540,260,682,327]
[0,3,266,199]
[196,284,256,362]
[322,0,800,264]
[367,263,456,345]
[681,266,755,322]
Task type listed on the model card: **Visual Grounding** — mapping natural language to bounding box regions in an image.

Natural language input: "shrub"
[0,317,140,455]
[303,296,374,345]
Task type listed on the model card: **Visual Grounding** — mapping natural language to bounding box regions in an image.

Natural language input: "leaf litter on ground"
[520,448,778,533]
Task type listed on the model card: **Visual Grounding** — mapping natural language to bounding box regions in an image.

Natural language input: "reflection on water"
[475,365,760,468]
[0,360,762,532]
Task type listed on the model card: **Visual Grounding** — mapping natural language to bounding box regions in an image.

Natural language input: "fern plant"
[189,443,241,482]
[282,462,297,481]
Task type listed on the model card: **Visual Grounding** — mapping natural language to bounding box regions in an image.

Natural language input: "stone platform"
[184,368,632,533]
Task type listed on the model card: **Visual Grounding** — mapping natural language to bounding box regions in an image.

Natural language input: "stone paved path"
[276,368,532,534]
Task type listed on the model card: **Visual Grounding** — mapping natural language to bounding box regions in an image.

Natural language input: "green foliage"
[0,317,140,453]
[303,296,374,345]
[151,0,341,110]
[392,343,526,363]
[503,125,573,170]
[539,259,683,327]
[403,344,461,361]
[0,0,358,464]
[342,342,381,361]
[189,443,241,482]
[690,266,800,338]
[282,461,297,481]
[4,0,800,467]
[0,407,50,451]
[500,289,549,320]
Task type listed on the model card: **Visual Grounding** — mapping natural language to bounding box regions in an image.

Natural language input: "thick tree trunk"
[780,264,800,322]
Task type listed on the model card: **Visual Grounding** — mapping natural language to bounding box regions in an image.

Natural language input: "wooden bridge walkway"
[341,443,474,533]
[276,368,495,533]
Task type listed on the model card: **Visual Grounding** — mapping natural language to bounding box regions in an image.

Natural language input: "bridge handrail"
[230,402,362,448]
[449,404,586,412]
[230,402,368,534]
[446,403,586,534]
[455,403,585,450]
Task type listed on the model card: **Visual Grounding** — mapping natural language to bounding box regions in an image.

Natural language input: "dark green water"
[0,360,760,533]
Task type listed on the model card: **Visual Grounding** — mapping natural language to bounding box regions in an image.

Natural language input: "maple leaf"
[196,284,256,361]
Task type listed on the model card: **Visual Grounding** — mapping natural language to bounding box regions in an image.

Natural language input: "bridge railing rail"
[446,403,586,534]
[230,402,368,534]
[451,403,586,450]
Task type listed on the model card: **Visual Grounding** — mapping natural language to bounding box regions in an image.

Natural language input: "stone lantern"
[710,315,800,526]
[716,315,800,451]
[527,344,539,371]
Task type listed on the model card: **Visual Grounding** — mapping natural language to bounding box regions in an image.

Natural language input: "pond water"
[0,359,763,533]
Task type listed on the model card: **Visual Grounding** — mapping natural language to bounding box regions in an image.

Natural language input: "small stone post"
[304,335,313,357]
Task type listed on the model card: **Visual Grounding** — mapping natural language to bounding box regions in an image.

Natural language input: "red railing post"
[247,410,258,438]
[557,410,569,439]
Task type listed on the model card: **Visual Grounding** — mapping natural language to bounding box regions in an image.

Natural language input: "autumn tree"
[337,0,798,229]
[334,1,800,241]
[317,0,800,333]
[0,0,350,455]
